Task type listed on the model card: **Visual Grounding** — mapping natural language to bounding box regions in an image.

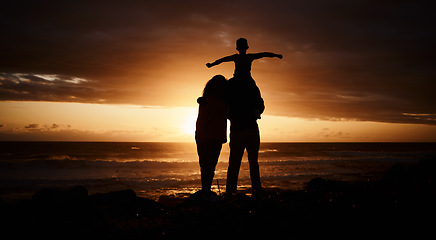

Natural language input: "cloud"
[0,73,122,103]
[317,128,350,140]
[0,123,160,142]
[24,124,39,129]
[1,0,435,125]
[22,123,72,132]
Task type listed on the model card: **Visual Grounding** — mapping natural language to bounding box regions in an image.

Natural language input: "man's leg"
[226,131,245,193]
[246,127,262,191]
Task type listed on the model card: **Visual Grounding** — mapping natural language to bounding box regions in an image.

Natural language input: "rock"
[32,185,88,204]
[383,163,405,181]
[183,190,220,207]
[307,177,328,193]
[159,195,187,208]
[90,189,137,204]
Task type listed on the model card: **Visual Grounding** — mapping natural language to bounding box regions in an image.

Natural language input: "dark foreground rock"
[1,160,435,239]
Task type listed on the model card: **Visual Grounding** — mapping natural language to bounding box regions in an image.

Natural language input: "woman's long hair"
[203,75,227,97]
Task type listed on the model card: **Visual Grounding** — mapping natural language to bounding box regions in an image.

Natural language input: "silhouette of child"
[206,38,282,119]
[195,75,228,193]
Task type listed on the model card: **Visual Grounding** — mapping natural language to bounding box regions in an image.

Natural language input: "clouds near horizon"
[1,0,435,125]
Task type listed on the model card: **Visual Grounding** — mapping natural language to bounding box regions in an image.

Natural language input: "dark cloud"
[1,0,435,124]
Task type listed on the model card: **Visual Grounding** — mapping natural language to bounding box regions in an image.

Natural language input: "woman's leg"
[197,141,222,191]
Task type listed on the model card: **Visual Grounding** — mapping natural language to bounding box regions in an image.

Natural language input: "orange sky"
[1,101,435,142]
[1,1,435,142]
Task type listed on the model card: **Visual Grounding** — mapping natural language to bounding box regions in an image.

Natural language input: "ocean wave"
[1,142,435,202]
[258,148,279,153]
[0,158,199,169]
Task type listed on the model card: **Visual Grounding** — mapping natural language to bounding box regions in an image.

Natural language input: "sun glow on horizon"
[1,101,436,142]
[182,108,198,136]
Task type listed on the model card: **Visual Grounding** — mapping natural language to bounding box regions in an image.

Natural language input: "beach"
[1,142,435,239]
[1,158,434,239]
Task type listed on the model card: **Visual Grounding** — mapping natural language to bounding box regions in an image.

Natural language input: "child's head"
[236,38,249,53]
[203,75,227,97]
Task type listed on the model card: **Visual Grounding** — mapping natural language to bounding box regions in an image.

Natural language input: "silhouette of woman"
[195,75,228,193]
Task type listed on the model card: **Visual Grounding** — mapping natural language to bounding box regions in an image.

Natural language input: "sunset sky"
[1,0,435,142]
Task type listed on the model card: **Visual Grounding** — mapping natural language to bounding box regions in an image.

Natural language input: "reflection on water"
[1,142,435,201]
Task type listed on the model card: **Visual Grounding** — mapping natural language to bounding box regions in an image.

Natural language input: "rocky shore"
[1,160,434,239]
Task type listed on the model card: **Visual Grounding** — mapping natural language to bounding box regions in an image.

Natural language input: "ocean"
[1,142,435,201]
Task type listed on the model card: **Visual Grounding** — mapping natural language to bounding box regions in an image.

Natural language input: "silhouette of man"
[225,78,264,193]
[206,38,283,194]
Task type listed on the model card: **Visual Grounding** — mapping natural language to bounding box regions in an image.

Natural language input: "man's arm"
[251,52,283,60]
[206,54,236,68]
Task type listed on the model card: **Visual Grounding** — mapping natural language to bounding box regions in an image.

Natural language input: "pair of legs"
[196,140,223,191]
[226,127,262,193]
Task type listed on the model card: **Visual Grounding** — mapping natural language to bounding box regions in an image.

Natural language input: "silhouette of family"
[195,38,282,198]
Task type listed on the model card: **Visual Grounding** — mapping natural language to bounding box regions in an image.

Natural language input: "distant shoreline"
[1,140,436,143]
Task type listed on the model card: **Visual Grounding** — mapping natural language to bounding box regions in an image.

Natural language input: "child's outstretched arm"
[206,54,236,68]
[252,52,283,60]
